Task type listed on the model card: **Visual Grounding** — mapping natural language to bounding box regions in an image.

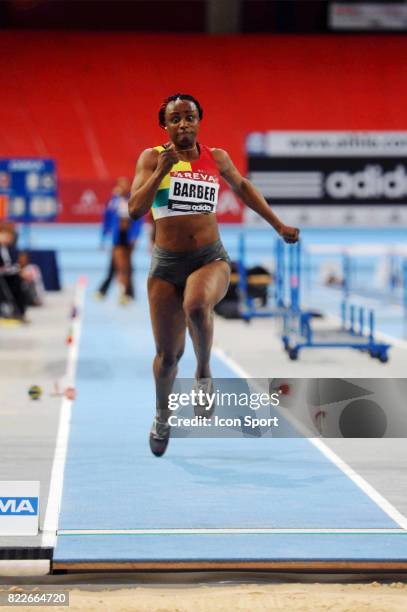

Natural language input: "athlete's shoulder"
[208,148,232,172]
[209,147,230,158]
[140,146,161,157]
[152,144,168,153]
[138,143,172,159]
[136,147,160,169]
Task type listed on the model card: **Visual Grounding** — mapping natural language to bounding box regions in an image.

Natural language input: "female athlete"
[129,93,299,457]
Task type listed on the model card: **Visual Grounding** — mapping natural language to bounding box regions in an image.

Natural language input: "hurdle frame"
[282,242,391,362]
[237,233,285,322]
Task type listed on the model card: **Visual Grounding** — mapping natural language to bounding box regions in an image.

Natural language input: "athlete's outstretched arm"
[212,149,299,243]
[128,147,179,219]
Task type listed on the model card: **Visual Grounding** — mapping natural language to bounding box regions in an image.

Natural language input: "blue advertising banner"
[0,158,58,222]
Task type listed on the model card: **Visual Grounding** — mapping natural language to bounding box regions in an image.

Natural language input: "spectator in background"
[0,223,28,322]
[96,177,144,304]
[19,251,45,307]
[96,181,123,298]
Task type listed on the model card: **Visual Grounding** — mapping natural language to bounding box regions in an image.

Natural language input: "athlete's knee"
[176,346,185,362]
[154,348,183,374]
[183,300,212,326]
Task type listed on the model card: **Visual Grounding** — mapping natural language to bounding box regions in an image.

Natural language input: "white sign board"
[246,131,407,227]
[247,132,407,157]
[0,481,40,536]
[329,3,407,31]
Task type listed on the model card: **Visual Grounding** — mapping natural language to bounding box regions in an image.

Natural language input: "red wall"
[2,32,407,183]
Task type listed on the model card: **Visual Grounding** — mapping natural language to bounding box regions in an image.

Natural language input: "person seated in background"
[0,223,28,322]
[19,251,45,307]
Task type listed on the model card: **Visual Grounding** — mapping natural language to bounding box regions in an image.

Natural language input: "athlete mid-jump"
[129,93,299,457]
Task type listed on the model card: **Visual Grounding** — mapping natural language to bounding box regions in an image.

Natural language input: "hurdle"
[342,249,407,309]
[282,242,391,362]
[236,233,285,322]
[310,244,407,316]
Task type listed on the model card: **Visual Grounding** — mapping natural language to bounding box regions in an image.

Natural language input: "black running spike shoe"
[149,416,170,457]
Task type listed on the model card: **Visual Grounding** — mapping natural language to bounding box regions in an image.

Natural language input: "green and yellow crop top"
[151,143,220,220]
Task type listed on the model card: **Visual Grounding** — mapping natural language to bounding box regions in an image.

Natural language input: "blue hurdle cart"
[237,233,286,322]
[282,242,391,362]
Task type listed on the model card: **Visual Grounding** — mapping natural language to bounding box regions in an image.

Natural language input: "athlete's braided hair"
[158,94,203,128]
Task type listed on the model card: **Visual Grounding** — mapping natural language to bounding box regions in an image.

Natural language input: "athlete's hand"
[155,145,179,177]
[279,224,300,244]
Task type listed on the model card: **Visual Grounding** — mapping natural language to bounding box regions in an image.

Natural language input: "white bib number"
[168,178,219,214]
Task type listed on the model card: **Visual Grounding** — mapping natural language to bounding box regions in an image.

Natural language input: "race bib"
[168,177,219,214]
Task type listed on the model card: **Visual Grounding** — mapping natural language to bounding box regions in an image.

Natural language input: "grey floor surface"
[0,290,73,548]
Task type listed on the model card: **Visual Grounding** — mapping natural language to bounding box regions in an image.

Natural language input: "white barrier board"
[0,481,40,536]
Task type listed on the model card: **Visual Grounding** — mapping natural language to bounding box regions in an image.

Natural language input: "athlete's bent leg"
[183,260,230,380]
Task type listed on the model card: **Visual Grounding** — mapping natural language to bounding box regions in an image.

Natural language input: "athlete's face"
[164,99,200,149]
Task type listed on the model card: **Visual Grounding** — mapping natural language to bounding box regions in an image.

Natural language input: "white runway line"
[58,528,407,536]
[41,278,87,548]
[213,346,252,379]
[213,345,407,530]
